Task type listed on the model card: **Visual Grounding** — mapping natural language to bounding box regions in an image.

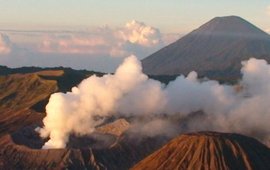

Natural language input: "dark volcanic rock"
[132,131,270,170]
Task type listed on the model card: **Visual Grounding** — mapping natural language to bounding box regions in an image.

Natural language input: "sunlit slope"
[0,72,59,136]
[132,132,270,170]
[0,68,102,136]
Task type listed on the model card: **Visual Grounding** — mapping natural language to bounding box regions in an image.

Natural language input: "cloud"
[120,20,162,47]
[38,20,167,59]
[37,27,114,56]
[0,33,12,54]
[39,34,110,55]
[0,21,179,71]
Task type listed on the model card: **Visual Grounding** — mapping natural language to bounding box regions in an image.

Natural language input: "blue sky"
[0,0,269,33]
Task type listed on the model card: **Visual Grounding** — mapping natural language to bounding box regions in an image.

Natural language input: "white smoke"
[39,55,270,149]
[39,55,165,148]
[226,59,270,133]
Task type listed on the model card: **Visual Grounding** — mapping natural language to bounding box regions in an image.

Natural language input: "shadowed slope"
[142,16,270,81]
[132,132,270,170]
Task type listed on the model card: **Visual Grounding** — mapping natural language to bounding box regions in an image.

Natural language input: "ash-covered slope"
[132,131,270,170]
[142,16,270,80]
[0,66,172,170]
[0,69,103,137]
[0,72,58,137]
[0,120,168,170]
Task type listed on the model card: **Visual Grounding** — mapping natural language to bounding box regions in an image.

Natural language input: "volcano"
[142,16,270,80]
[132,131,270,170]
[0,120,169,170]
[0,67,170,170]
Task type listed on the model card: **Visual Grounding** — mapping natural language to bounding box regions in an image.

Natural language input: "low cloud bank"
[0,21,179,72]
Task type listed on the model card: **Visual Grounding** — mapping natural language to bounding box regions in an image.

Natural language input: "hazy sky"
[0,0,269,33]
[0,1,270,72]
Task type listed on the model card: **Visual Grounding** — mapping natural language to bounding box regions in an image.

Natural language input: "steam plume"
[39,55,270,149]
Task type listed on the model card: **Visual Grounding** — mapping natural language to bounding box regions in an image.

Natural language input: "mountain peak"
[142,16,270,77]
[193,15,268,38]
[132,131,270,170]
[212,15,245,21]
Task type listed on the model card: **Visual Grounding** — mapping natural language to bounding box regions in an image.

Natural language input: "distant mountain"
[0,65,102,76]
[142,16,270,80]
[132,131,270,170]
